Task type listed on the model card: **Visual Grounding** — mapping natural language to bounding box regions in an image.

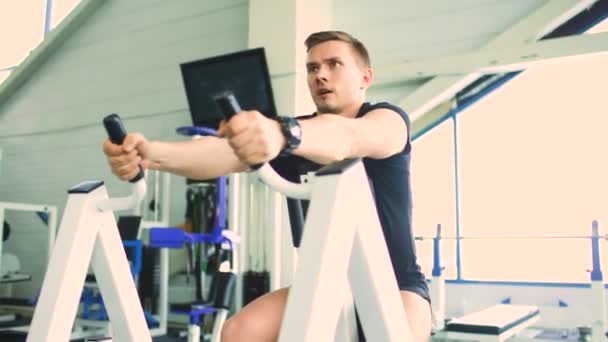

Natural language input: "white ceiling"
[332,0,547,66]
[330,0,607,126]
[1,0,603,127]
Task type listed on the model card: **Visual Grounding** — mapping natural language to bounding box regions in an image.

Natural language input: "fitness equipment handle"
[103,113,145,183]
[97,114,147,212]
[213,92,312,200]
[213,93,263,170]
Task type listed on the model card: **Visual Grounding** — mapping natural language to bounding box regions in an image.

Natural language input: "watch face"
[278,117,302,156]
[290,124,302,138]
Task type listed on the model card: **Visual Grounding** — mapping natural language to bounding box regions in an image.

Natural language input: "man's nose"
[315,66,329,82]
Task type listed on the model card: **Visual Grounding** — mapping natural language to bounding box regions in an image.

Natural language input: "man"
[104,31,431,341]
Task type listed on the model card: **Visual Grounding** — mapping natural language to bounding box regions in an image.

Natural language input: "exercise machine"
[0,202,58,278]
[150,227,237,342]
[150,154,237,342]
[145,124,239,342]
[426,221,607,341]
[28,88,416,341]
[75,169,172,338]
[215,92,414,341]
[0,202,57,333]
[133,168,171,338]
[26,115,152,341]
[427,225,540,341]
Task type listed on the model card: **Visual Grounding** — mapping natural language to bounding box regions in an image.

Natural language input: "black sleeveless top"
[270,102,429,301]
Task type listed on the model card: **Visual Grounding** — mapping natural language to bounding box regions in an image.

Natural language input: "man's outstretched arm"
[295,109,409,164]
[104,133,248,181]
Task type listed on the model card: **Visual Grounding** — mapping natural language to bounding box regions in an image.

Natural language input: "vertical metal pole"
[452,110,463,280]
[44,0,53,37]
[590,220,606,342]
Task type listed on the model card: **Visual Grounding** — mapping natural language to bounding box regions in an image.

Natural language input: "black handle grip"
[213,91,242,121]
[213,92,263,170]
[103,113,145,183]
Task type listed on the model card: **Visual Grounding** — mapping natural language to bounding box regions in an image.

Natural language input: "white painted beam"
[486,0,598,49]
[393,0,599,122]
[379,31,608,85]
[398,74,477,121]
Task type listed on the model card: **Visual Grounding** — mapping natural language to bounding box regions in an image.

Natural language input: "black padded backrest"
[117,215,142,262]
[137,246,161,311]
[117,215,142,241]
[209,271,237,309]
[287,198,304,248]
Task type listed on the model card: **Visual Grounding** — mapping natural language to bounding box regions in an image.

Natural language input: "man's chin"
[316,103,339,114]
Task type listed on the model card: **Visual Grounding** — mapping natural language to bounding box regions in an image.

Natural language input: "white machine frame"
[27,180,152,342]
[74,169,172,338]
[27,155,413,341]
[258,159,413,341]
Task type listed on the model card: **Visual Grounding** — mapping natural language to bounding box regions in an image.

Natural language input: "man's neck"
[318,99,365,119]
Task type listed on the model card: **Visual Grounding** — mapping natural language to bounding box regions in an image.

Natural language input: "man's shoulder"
[357,102,411,132]
[359,101,408,118]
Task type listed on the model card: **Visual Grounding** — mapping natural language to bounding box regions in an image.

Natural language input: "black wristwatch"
[274,116,302,157]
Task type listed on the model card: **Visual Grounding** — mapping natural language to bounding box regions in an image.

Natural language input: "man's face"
[306,40,370,114]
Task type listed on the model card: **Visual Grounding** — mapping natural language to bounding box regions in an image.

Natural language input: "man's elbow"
[347,133,386,160]
[370,140,407,159]
[319,152,347,165]
[355,140,402,160]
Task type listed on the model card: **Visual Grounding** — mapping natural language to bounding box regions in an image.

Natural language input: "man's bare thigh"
[226,287,289,341]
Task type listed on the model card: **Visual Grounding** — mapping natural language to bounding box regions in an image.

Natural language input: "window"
[411,118,458,279]
[0,70,12,86]
[585,17,608,34]
[456,52,608,283]
[0,1,81,72]
[50,0,82,30]
[0,2,46,68]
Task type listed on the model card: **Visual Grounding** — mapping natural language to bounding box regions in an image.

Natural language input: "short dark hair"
[304,31,371,68]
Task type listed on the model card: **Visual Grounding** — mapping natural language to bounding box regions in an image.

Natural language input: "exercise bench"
[442,304,540,341]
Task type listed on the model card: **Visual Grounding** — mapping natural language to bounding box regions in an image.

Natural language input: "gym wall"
[0,0,248,298]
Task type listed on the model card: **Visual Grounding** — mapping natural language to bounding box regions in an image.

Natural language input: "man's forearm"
[147,137,248,180]
[294,114,359,165]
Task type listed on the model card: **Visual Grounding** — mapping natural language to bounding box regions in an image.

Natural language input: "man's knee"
[221,288,289,342]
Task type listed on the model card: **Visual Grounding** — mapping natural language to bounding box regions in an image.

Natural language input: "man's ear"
[361,68,373,90]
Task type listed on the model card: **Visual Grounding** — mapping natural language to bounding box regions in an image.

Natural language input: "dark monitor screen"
[180,48,277,129]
